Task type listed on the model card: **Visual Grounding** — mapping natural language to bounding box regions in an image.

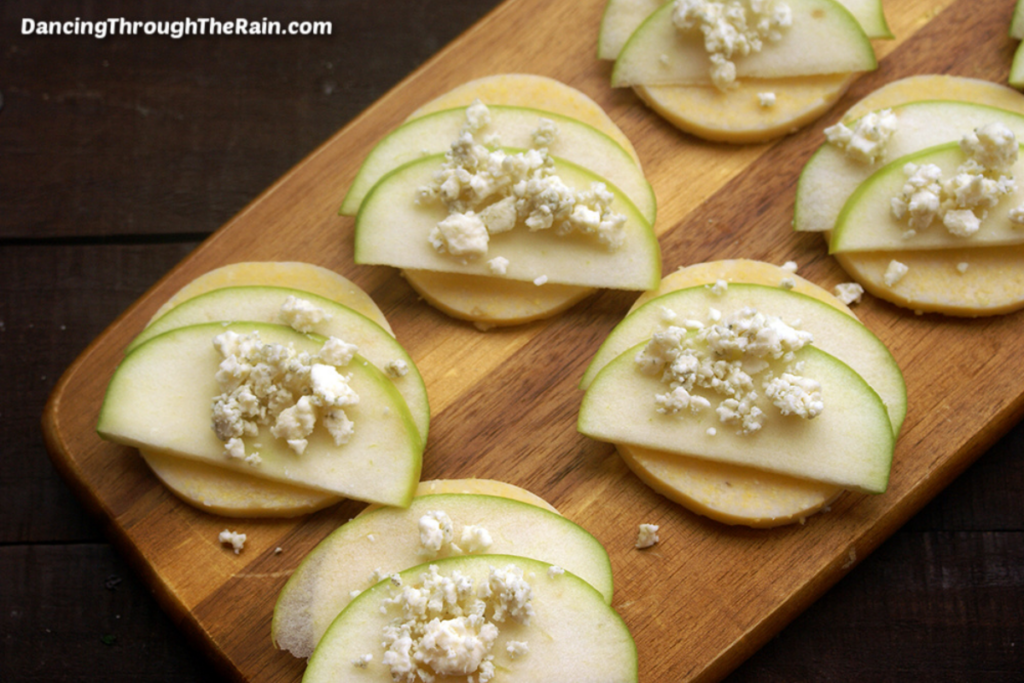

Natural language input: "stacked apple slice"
[794,75,1024,315]
[1011,0,1024,90]
[342,74,661,327]
[599,0,889,142]
[274,482,637,682]
[96,261,428,513]
[577,260,905,527]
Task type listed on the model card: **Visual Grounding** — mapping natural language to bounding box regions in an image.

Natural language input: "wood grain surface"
[19,0,1024,681]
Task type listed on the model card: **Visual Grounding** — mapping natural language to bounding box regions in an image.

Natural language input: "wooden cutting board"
[41,0,1024,681]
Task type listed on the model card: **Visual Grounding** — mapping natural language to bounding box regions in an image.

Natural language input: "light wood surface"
[40,0,1024,681]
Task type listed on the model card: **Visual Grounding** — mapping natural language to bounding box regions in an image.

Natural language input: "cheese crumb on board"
[218,529,246,554]
[635,523,660,549]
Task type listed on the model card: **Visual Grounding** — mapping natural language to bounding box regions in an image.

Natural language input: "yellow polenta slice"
[403,270,593,326]
[633,73,856,144]
[408,73,640,165]
[140,262,398,516]
[151,261,391,333]
[827,75,1024,315]
[396,74,652,325]
[617,260,848,527]
[141,448,341,517]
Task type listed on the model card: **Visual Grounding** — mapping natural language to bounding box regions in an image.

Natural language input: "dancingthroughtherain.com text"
[21,17,333,39]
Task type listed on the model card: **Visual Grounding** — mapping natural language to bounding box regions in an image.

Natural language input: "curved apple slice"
[831,142,1024,253]
[341,105,655,223]
[272,494,613,659]
[354,153,660,290]
[149,261,391,333]
[580,282,906,435]
[97,322,422,507]
[598,0,890,61]
[407,73,640,165]
[611,0,876,88]
[303,555,637,683]
[795,100,1024,233]
[126,285,429,441]
[579,341,894,494]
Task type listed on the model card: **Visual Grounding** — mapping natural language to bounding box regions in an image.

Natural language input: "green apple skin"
[1011,41,1024,90]
[598,0,890,62]
[272,493,614,659]
[302,554,637,683]
[831,142,1024,253]
[611,0,876,88]
[1012,0,1024,40]
[341,105,656,224]
[354,152,661,291]
[96,322,422,507]
[795,100,1024,233]
[126,285,429,442]
[578,341,894,494]
[579,283,906,436]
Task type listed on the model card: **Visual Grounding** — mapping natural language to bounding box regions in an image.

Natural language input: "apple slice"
[611,0,876,88]
[1011,42,1024,91]
[598,0,891,61]
[1012,0,1024,40]
[125,285,429,441]
[272,494,613,659]
[97,322,422,507]
[580,282,906,434]
[795,100,1024,233]
[354,153,660,290]
[302,555,637,683]
[579,340,894,493]
[341,105,656,224]
[149,261,392,333]
[831,142,1024,253]
[360,479,561,516]
[406,73,640,166]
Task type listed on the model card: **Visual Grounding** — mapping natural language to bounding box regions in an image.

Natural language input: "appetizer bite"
[97,261,428,515]
[342,74,660,327]
[273,481,637,682]
[600,0,889,142]
[578,260,905,527]
[795,75,1024,315]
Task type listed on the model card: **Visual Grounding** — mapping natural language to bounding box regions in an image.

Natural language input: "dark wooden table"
[3,1,1022,681]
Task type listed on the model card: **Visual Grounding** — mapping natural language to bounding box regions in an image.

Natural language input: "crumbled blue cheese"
[672,0,792,91]
[825,108,898,164]
[279,296,331,333]
[635,307,819,434]
[957,262,970,273]
[781,260,798,273]
[547,565,565,578]
[533,275,549,286]
[635,523,659,549]
[506,641,530,659]
[779,277,795,290]
[758,92,777,108]
[710,279,728,295]
[418,510,456,556]
[460,525,493,554]
[833,282,864,305]
[384,359,410,378]
[218,529,246,554]
[210,330,359,457]
[352,654,373,669]
[487,256,510,276]
[883,259,909,286]
[891,124,1018,237]
[418,103,628,262]
[380,563,533,683]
